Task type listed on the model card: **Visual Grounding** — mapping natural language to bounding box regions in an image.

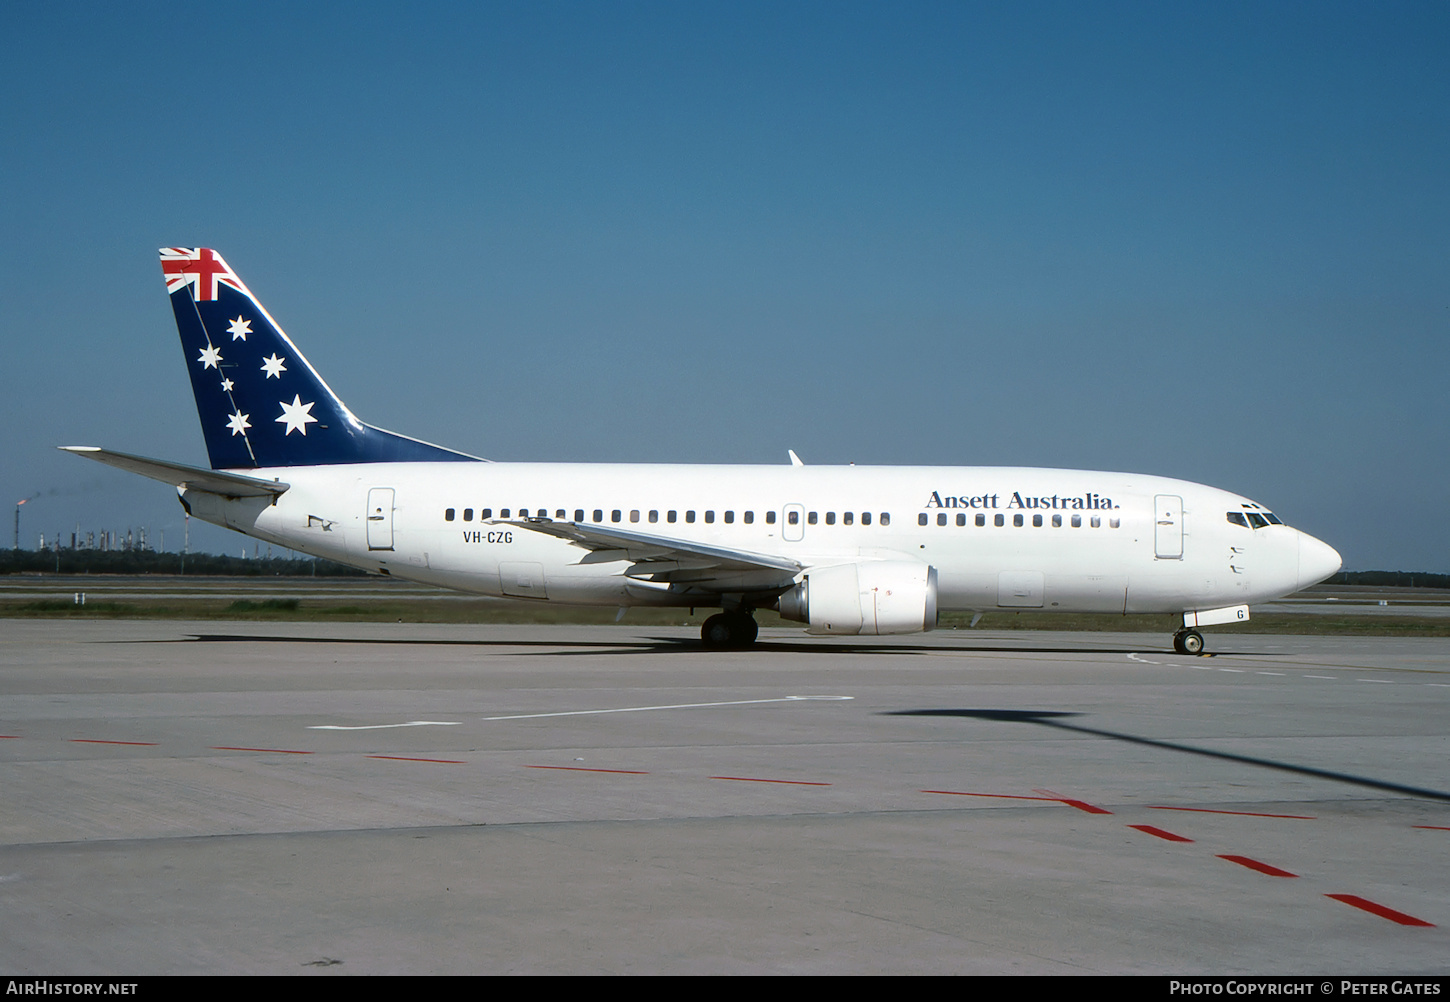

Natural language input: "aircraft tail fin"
[160,248,479,470]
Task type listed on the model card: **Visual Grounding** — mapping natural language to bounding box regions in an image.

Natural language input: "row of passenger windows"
[921,511,1120,529]
[1227,511,1281,529]
[443,507,894,526]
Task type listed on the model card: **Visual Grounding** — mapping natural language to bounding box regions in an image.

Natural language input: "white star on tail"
[226,411,251,436]
[220,377,234,392]
[276,394,318,436]
[261,353,287,379]
[197,345,222,369]
[227,316,252,340]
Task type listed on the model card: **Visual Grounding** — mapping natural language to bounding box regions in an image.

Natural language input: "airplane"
[63,247,1342,653]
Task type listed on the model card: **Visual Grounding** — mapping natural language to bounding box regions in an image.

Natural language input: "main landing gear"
[1172,629,1205,655]
[701,610,759,649]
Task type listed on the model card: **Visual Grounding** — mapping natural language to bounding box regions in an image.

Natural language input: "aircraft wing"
[60,446,290,498]
[499,517,801,575]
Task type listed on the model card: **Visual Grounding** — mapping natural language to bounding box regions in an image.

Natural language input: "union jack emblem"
[160,247,243,301]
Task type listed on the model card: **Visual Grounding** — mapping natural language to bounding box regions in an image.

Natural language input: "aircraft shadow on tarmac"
[161,633,1258,659]
[889,708,1450,804]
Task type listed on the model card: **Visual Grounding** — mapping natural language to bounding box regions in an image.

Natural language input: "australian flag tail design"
[161,248,479,470]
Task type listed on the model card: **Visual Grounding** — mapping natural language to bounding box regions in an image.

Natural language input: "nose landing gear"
[1173,629,1204,655]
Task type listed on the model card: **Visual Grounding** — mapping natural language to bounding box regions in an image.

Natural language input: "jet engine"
[777,561,938,635]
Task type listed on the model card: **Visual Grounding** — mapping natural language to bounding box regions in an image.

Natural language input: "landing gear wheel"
[1173,629,1204,655]
[700,612,759,649]
[731,613,758,647]
[702,614,733,648]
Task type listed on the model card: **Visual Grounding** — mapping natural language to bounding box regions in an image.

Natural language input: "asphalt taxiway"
[1,621,1446,974]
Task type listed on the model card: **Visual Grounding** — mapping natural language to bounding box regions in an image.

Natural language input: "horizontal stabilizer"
[60,447,289,498]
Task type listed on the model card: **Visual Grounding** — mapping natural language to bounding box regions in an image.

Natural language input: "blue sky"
[2,2,1446,569]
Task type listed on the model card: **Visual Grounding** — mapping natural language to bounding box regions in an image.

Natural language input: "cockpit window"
[1230,509,1282,529]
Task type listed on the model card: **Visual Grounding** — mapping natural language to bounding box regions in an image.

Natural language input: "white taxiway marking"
[1127,653,1162,665]
[1304,675,1337,679]
[308,721,461,731]
[481,695,854,721]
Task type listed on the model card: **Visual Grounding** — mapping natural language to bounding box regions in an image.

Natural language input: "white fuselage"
[181,461,1341,618]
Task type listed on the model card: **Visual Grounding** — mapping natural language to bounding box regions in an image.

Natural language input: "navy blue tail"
[161,248,479,470]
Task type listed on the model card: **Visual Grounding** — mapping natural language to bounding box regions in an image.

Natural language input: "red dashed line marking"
[0,735,20,739]
[711,776,831,786]
[69,739,158,746]
[1129,824,1194,842]
[1218,854,1297,877]
[526,765,649,774]
[921,790,1112,813]
[366,755,464,764]
[1413,825,1450,831]
[211,746,313,755]
[1325,894,1434,926]
[1034,788,1113,814]
[1148,805,1315,820]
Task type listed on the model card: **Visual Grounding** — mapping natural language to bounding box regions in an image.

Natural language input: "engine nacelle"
[777,561,938,635]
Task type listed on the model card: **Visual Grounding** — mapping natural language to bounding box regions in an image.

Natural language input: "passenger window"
[593,510,603,523]
[1091,516,1101,528]
[807,512,818,525]
[995,514,1005,527]
[556,509,566,519]
[724,511,734,524]
[649,510,658,523]
[667,510,677,523]
[937,513,947,526]
[500,509,510,519]
[1033,514,1042,527]
[518,509,529,518]
[765,511,775,524]
[445,508,456,521]
[843,512,852,525]
[686,511,696,523]
[630,510,640,523]
[1071,514,1081,527]
[575,509,584,522]
[1052,514,1061,527]
[704,511,715,523]
[463,508,473,521]
[826,512,836,525]
[919,513,929,526]
[1109,518,1120,528]
[880,513,890,526]
[1014,514,1024,527]
[612,510,622,523]
[481,509,492,520]
[976,513,985,526]
[788,511,798,525]
[744,511,754,524]
[861,512,871,525]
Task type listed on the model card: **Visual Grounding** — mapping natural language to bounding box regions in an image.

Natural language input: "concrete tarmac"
[1,621,1446,974]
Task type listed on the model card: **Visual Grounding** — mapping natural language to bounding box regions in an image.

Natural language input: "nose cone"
[1297,531,1342,589]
